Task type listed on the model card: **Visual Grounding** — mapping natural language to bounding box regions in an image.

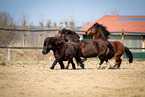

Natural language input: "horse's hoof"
[80,64,84,69]
[50,67,54,69]
[113,65,117,68]
[81,66,84,69]
[65,67,69,69]
[117,67,120,69]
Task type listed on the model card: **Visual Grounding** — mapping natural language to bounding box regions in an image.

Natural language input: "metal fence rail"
[0,28,145,50]
[1,27,145,34]
[0,47,43,49]
[0,46,145,49]
[0,28,85,32]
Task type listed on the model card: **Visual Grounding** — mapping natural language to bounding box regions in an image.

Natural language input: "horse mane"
[93,23,110,39]
[60,28,80,42]
[44,36,62,44]
[61,28,80,38]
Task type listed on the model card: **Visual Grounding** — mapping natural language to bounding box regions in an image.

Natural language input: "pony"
[59,28,87,63]
[42,37,84,69]
[59,28,115,69]
[86,23,133,68]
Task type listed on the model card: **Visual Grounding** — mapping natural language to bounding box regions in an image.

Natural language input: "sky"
[0,0,145,27]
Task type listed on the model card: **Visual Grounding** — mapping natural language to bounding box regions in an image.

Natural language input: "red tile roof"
[79,15,145,34]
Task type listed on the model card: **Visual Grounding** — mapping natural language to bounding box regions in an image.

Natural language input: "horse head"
[86,23,110,41]
[86,23,100,36]
[42,37,63,55]
[42,37,52,55]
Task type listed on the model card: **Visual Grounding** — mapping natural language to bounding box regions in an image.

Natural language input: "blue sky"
[0,0,145,27]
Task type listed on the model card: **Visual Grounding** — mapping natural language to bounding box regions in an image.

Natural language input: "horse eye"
[91,28,93,31]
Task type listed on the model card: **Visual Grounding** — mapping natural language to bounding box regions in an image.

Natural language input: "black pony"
[59,28,87,63]
[42,37,84,69]
[59,28,115,69]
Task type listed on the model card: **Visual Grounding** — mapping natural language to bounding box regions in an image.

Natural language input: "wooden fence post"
[22,32,26,47]
[0,51,4,61]
[121,29,124,60]
[121,29,124,44]
[57,26,61,36]
[7,45,12,61]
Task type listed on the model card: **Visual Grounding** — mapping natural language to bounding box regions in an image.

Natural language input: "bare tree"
[46,19,51,28]
[60,21,63,28]
[69,20,75,29]
[64,21,69,28]
[54,22,57,28]
[0,12,14,27]
[39,17,44,28]
[82,21,90,27]
[20,13,29,29]
[0,12,18,46]
[29,22,34,30]
[19,13,29,46]
[104,9,120,15]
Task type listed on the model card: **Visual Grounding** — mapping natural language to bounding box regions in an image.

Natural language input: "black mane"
[93,23,110,39]
[60,28,80,38]
[60,28,80,42]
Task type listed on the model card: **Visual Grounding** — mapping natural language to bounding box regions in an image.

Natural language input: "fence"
[0,28,145,60]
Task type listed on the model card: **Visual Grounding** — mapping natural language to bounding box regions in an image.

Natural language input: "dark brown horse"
[42,37,84,69]
[86,23,133,68]
[59,28,115,69]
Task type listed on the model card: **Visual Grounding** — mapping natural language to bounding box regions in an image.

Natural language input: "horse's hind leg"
[114,55,122,68]
[117,58,122,68]
[76,57,84,69]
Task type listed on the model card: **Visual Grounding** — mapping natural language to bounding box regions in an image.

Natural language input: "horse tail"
[75,45,85,69]
[75,44,81,66]
[125,46,133,63]
[107,42,114,59]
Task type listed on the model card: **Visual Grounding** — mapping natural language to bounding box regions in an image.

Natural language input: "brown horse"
[59,28,115,69]
[86,23,133,68]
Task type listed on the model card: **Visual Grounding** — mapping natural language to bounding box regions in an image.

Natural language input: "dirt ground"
[0,59,145,97]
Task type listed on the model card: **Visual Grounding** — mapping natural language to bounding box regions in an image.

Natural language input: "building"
[78,15,145,58]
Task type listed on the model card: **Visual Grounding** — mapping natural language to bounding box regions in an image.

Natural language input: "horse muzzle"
[42,50,49,55]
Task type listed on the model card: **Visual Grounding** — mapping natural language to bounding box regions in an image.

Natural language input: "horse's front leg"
[97,59,104,69]
[59,61,65,69]
[69,59,76,69]
[50,60,58,69]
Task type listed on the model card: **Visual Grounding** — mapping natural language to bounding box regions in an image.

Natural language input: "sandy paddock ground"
[0,59,145,97]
